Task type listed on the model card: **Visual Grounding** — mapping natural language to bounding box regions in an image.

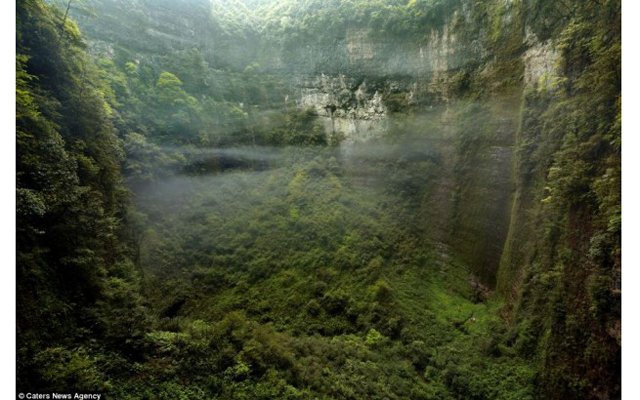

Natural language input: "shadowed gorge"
[17,0,620,398]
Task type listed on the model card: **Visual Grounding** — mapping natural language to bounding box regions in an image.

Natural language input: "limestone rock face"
[296,74,388,144]
[522,34,560,91]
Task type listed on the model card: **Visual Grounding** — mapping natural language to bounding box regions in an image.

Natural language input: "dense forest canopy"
[16,0,620,398]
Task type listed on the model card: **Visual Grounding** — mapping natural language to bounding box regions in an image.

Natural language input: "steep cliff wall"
[283,3,620,397]
[495,3,621,397]
[290,3,522,286]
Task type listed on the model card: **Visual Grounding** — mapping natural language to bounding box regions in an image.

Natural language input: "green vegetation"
[496,2,621,397]
[17,0,144,390]
[17,0,620,399]
[121,151,535,399]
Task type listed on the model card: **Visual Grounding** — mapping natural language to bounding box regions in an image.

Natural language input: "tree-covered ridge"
[254,0,460,37]
[17,0,147,391]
